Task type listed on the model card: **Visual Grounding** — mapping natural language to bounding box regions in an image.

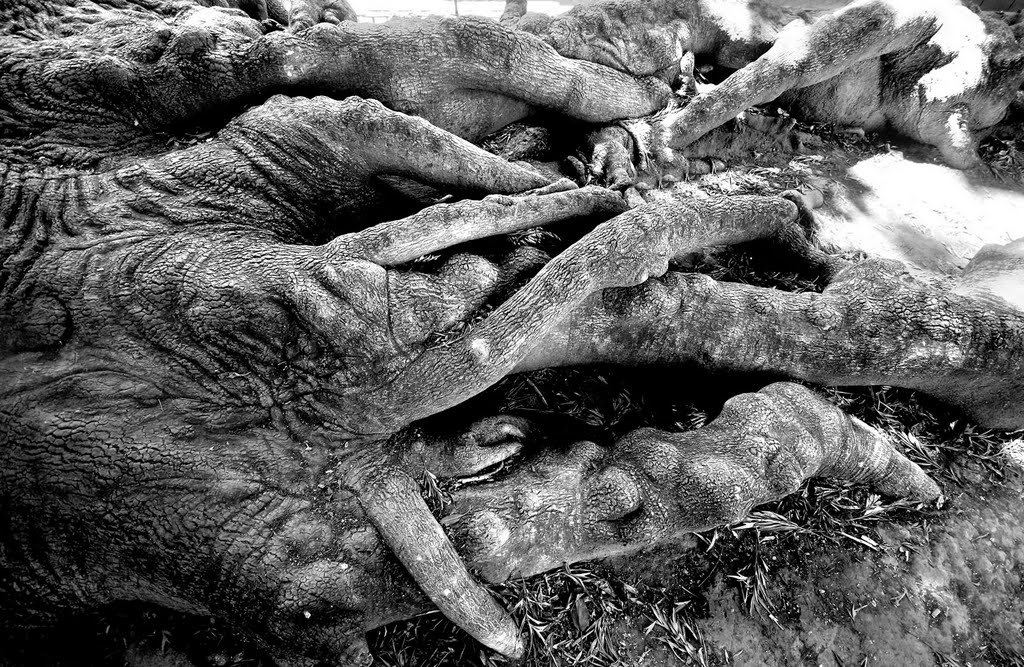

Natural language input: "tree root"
[445,382,939,583]
[518,228,1024,430]
[514,0,1024,176]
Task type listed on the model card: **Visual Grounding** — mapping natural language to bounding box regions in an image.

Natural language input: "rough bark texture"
[447,382,940,583]
[0,2,677,659]
[0,0,669,170]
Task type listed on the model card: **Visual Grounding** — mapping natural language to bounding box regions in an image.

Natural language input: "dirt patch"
[605,468,1024,666]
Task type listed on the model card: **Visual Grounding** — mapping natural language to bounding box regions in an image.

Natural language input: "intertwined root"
[366,192,810,431]
[444,383,940,584]
[1,1,672,169]
[520,0,1024,180]
[655,0,1024,169]
[349,464,525,658]
[517,235,1024,430]
[6,3,1019,662]
[328,191,834,655]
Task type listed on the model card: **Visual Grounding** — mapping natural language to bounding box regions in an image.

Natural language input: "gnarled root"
[518,237,1024,430]
[0,403,538,663]
[531,0,1024,179]
[445,382,939,583]
[347,464,524,657]
[660,0,1024,169]
[0,1,671,167]
[288,0,356,32]
[368,192,813,430]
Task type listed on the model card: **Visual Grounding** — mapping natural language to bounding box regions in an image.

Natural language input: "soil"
[604,467,1024,667]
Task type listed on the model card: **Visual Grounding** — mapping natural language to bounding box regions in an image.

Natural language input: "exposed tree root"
[446,382,939,583]
[3,1,1020,664]
[519,215,1024,430]
[509,0,1024,175]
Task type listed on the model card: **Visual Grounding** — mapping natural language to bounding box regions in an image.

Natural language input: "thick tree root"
[0,403,552,663]
[518,234,1024,430]
[445,382,939,583]
[0,1,670,167]
[365,193,811,431]
[657,0,1024,169]
[349,465,524,657]
[5,2,1016,662]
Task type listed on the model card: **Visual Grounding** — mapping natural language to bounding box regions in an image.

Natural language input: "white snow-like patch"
[1003,439,1024,471]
